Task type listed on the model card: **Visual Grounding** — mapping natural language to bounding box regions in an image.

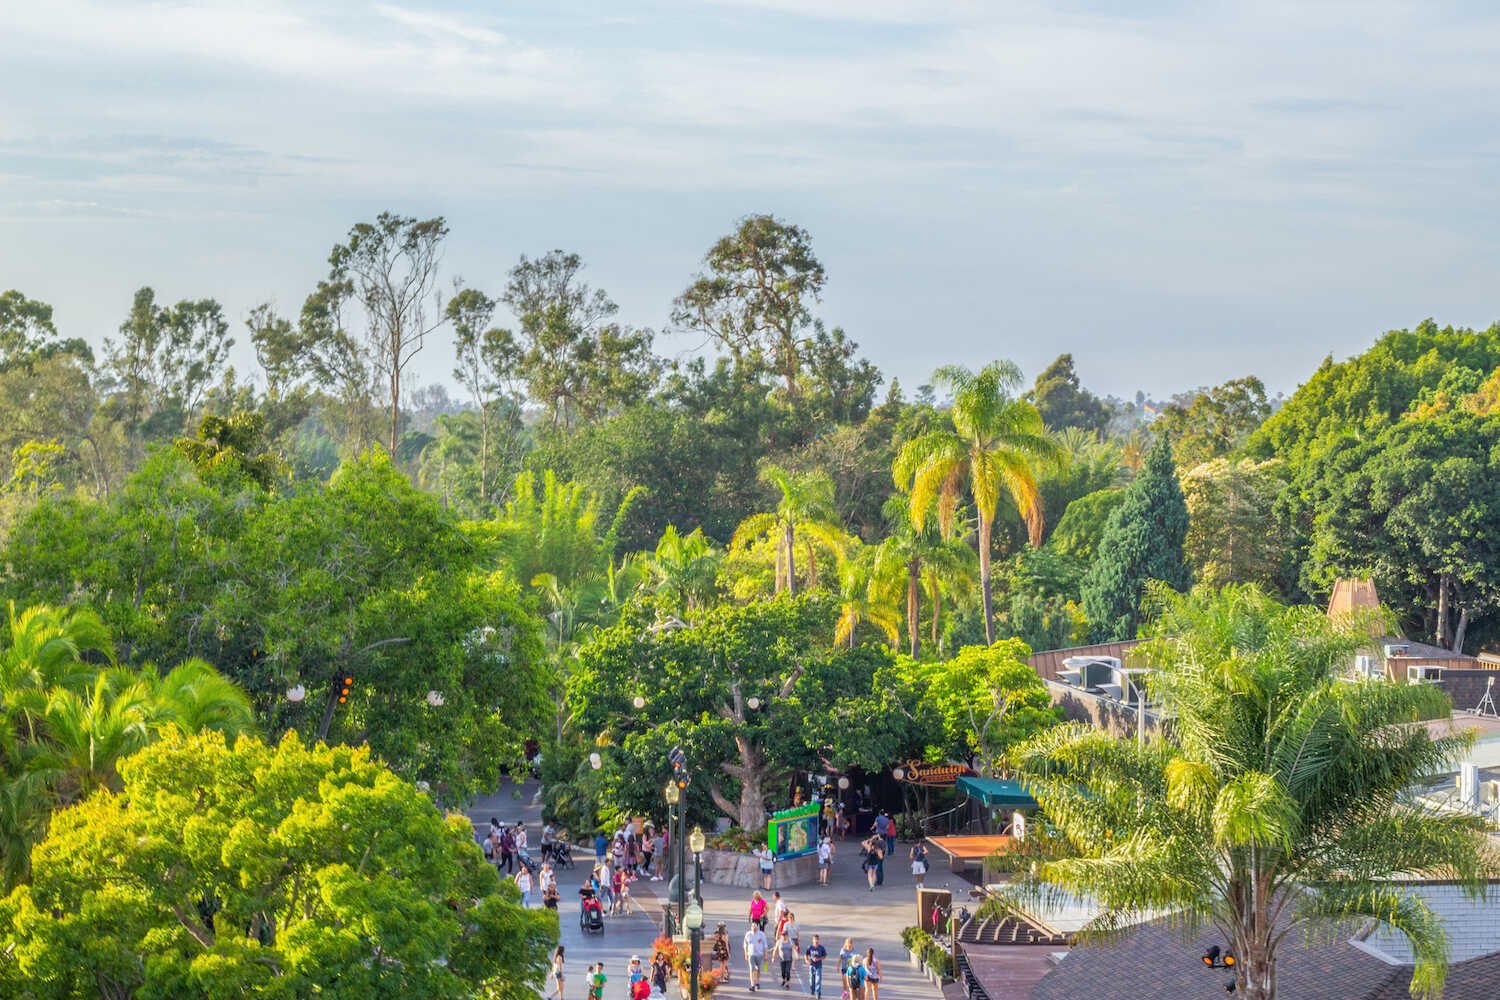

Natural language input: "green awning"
[955,775,1037,809]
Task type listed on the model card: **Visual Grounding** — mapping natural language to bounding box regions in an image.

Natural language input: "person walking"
[545,946,566,1000]
[861,836,884,891]
[640,826,655,877]
[863,949,881,1000]
[805,934,827,999]
[749,890,768,929]
[514,865,533,908]
[909,839,929,888]
[744,922,768,992]
[652,828,667,880]
[873,811,894,858]
[783,910,800,955]
[712,923,732,982]
[817,834,834,886]
[838,939,855,1000]
[772,891,787,929]
[498,823,516,875]
[652,951,670,997]
[756,844,775,890]
[846,956,866,1000]
[594,830,609,868]
[772,931,794,989]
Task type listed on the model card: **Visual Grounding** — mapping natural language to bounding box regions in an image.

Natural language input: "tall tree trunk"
[1437,573,1452,649]
[907,558,921,659]
[784,522,798,596]
[479,403,490,505]
[806,539,818,590]
[931,576,942,651]
[389,364,400,456]
[978,513,995,644]
[1454,606,1471,656]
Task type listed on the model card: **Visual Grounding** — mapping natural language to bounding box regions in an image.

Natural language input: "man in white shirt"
[817,836,834,886]
[744,924,768,991]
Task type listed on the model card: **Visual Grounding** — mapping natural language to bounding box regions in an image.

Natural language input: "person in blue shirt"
[594,831,609,867]
[804,934,828,999]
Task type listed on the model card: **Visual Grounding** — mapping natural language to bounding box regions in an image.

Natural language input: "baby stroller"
[578,885,605,933]
[551,840,575,869]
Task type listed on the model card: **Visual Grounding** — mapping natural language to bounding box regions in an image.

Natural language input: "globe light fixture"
[285,685,306,703]
[837,776,850,790]
[426,690,445,707]
[746,696,761,710]
[684,901,704,931]
[689,825,706,855]
[665,779,681,805]
[893,767,906,781]
[632,695,646,709]
[589,751,602,770]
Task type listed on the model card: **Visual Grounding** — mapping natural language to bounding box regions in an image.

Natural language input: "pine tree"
[1081,432,1190,639]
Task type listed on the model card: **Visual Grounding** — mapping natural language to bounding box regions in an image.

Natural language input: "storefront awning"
[954,775,1037,809]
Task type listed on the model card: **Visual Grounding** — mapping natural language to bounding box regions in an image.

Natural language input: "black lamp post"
[686,826,706,1000]
[664,778,680,936]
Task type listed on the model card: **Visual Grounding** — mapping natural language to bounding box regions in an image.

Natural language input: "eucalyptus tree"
[894,361,1062,643]
[997,585,1492,1000]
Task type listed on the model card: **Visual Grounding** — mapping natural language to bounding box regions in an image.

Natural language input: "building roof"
[1359,883,1500,964]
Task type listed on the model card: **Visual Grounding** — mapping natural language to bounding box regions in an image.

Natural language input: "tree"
[643,525,722,616]
[872,496,975,659]
[894,361,1062,643]
[731,464,847,596]
[1305,411,1500,652]
[447,286,521,505]
[1081,433,1190,640]
[0,291,90,373]
[1153,376,1272,468]
[912,640,1058,777]
[173,411,283,490]
[569,596,925,829]
[502,251,658,429]
[295,279,382,454]
[997,586,1491,1000]
[833,547,901,650]
[1181,457,1285,592]
[102,288,235,438]
[1049,488,1124,563]
[325,212,450,455]
[0,604,254,891]
[672,215,826,396]
[1026,354,1108,433]
[0,731,556,1000]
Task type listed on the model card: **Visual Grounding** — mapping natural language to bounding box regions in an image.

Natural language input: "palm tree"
[144,659,256,737]
[894,362,1062,643]
[834,548,901,650]
[731,464,847,595]
[644,525,722,614]
[873,496,978,659]
[996,585,1493,1000]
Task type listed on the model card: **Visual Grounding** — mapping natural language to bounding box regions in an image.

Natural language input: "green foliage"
[173,411,283,490]
[895,361,1063,644]
[1249,319,1500,465]
[477,469,639,594]
[1181,457,1286,592]
[568,595,929,828]
[0,604,255,891]
[1048,488,1124,563]
[1304,410,1500,650]
[0,731,556,1000]
[996,586,1492,1000]
[1026,354,1108,434]
[1081,434,1190,640]
[1151,376,1271,468]
[909,640,1058,775]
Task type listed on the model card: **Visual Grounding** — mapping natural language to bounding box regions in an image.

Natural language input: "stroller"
[549,840,575,869]
[578,885,605,933]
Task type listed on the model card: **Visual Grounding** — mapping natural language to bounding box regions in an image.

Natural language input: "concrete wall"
[699,849,820,889]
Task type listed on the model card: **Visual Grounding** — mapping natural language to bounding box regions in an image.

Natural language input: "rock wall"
[699,849,820,889]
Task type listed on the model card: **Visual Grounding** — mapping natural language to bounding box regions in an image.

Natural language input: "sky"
[2,0,1498,401]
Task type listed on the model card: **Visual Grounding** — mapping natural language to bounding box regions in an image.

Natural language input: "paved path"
[459,784,961,999]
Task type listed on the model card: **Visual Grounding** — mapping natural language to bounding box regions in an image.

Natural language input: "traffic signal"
[338,675,353,704]
[668,746,690,788]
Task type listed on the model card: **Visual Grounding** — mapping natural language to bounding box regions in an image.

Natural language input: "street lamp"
[589,751,602,770]
[664,779,681,936]
[687,826,707,1000]
[633,695,647,709]
[426,690,445,707]
[285,685,306,703]
[746,696,761,710]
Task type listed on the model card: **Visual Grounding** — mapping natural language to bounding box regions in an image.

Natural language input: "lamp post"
[664,778,680,936]
[687,826,706,1000]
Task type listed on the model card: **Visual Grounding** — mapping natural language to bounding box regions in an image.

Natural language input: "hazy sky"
[2,0,1498,401]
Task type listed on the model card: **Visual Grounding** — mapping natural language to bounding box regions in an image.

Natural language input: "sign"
[1011,810,1027,841]
[767,802,819,861]
[896,759,977,787]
